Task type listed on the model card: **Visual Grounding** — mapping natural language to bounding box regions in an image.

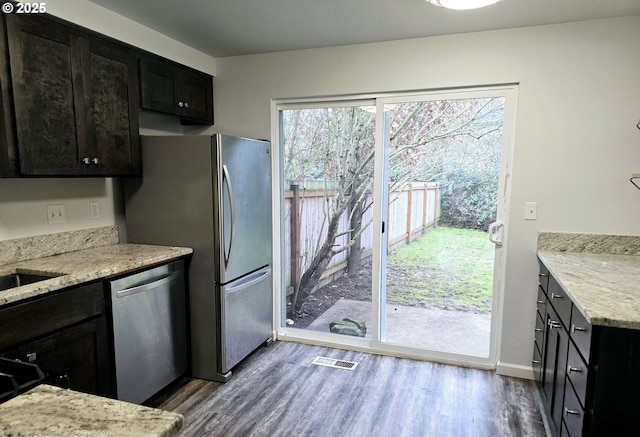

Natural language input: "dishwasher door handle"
[115,272,180,298]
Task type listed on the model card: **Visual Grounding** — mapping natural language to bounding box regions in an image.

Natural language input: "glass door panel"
[280,104,376,340]
[380,95,505,358]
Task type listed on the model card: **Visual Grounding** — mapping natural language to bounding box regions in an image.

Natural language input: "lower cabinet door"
[3,317,113,396]
[561,419,571,437]
[543,302,570,436]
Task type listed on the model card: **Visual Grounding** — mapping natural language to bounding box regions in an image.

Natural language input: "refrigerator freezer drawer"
[220,267,272,373]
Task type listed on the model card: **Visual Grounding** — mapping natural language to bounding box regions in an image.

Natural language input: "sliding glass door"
[276,86,517,368]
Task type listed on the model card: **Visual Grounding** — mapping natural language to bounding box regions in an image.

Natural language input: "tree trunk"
[347,194,364,275]
[293,200,349,313]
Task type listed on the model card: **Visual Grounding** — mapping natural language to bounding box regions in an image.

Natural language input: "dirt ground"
[288,264,373,329]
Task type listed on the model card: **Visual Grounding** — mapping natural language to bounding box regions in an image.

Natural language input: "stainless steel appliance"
[124,134,272,382]
[109,260,187,403]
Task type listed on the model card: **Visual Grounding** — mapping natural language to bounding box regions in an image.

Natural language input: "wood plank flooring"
[149,341,548,437]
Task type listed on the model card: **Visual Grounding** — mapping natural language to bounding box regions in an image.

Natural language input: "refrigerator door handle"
[225,267,271,293]
[222,164,236,268]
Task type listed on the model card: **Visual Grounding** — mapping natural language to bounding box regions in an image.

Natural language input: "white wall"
[213,16,640,373]
[0,0,216,241]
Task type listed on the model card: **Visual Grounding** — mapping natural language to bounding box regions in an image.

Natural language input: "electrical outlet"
[524,202,538,220]
[89,201,100,219]
[46,204,66,224]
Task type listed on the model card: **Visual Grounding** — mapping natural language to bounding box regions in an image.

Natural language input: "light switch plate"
[46,204,66,224]
[524,202,537,220]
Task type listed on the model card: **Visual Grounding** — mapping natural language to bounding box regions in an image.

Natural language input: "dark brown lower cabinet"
[542,302,569,435]
[535,258,640,437]
[0,281,114,397]
[4,317,112,396]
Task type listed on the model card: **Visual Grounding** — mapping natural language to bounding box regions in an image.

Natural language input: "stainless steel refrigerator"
[124,134,272,382]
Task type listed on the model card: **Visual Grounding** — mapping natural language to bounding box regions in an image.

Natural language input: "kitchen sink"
[0,273,56,292]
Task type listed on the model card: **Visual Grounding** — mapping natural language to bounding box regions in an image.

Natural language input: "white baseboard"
[496,361,535,380]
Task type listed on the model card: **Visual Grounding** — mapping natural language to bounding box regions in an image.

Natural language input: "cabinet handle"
[569,366,583,373]
[538,273,549,278]
[572,324,587,333]
[92,157,100,165]
[532,360,541,364]
[536,300,545,304]
[535,328,543,332]
[565,407,580,416]
[549,320,562,329]
[551,293,563,299]
[184,102,189,108]
[26,352,37,362]
[82,157,91,165]
[177,101,184,108]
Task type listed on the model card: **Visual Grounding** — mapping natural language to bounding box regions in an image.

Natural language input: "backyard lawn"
[386,226,495,313]
[292,225,495,328]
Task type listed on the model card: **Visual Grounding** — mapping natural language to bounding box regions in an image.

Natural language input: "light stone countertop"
[537,250,640,330]
[0,243,192,307]
[0,384,182,437]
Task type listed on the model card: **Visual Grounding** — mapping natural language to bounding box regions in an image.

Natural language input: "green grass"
[386,226,494,313]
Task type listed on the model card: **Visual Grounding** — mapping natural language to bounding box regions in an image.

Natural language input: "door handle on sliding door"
[488,222,504,246]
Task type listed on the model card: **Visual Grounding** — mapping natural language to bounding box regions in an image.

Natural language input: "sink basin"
[0,273,55,292]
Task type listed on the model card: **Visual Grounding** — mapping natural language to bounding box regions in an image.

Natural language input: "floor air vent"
[311,356,359,370]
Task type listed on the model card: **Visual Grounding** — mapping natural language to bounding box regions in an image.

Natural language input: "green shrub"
[439,170,498,231]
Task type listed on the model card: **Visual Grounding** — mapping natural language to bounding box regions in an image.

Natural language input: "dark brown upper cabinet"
[0,15,18,177]
[139,55,213,125]
[3,13,140,176]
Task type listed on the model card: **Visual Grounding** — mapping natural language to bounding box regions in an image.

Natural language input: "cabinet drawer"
[535,310,544,348]
[570,305,592,363]
[563,381,586,437]
[538,261,550,294]
[567,340,589,408]
[548,275,572,329]
[536,286,546,319]
[532,343,543,385]
[0,282,104,350]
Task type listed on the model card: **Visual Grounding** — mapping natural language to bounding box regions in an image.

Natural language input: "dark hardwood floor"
[150,341,548,437]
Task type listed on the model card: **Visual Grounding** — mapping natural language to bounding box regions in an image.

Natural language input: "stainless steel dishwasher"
[109,259,187,404]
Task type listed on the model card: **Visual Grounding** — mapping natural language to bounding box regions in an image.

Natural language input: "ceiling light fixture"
[426,0,502,10]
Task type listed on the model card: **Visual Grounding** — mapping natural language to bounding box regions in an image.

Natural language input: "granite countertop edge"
[537,250,640,330]
[0,243,193,307]
[0,384,183,437]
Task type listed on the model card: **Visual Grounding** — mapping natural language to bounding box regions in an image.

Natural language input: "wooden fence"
[284,182,440,294]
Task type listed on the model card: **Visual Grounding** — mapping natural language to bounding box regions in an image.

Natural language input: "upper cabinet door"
[5,14,84,175]
[4,14,140,176]
[0,16,18,177]
[139,56,179,116]
[139,55,213,125]
[84,36,141,175]
[178,68,213,124]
